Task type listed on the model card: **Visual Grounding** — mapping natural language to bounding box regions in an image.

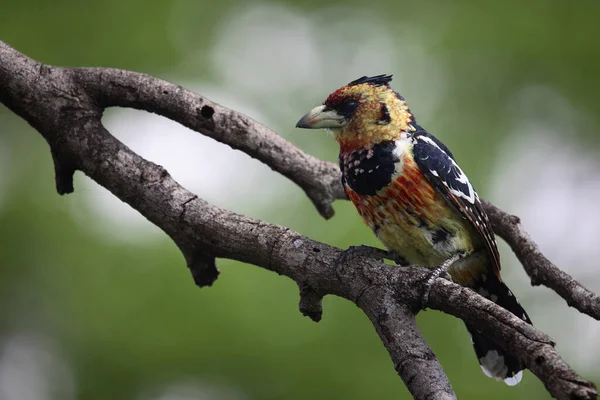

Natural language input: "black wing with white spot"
[339,140,400,196]
[412,131,501,275]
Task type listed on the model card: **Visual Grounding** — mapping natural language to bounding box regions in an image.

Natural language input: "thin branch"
[429,280,597,399]
[70,66,347,219]
[483,200,600,321]
[0,40,597,400]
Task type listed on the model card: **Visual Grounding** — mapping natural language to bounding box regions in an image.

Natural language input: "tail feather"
[466,275,532,386]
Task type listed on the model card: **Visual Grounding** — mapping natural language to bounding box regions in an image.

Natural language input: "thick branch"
[0,40,597,400]
[360,294,456,400]
[0,40,455,400]
[483,200,600,321]
[69,55,600,323]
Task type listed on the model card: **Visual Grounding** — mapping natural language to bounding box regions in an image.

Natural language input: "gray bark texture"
[0,40,598,400]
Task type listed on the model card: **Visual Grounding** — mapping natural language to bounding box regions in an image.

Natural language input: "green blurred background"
[1,0,599,399]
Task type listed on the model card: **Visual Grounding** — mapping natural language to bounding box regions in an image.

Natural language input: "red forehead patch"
[324,88,352,107]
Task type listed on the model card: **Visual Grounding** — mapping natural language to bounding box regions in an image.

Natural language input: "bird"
[296,74,531,386]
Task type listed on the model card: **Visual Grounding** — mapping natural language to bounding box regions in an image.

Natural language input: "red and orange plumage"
[344,151,476,273]
[297,74,532,386]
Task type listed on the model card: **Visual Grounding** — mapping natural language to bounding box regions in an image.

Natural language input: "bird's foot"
[388,251,409,266]
[420,253,460,309]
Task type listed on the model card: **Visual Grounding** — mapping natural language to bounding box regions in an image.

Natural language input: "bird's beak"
[296,105,345,129]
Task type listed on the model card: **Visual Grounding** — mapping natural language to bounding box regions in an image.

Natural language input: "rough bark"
[0,40,597,400]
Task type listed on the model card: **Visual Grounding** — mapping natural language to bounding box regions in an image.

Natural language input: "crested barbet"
[296,75,532,386]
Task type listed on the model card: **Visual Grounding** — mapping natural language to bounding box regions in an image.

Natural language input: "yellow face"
[296,75,415,150]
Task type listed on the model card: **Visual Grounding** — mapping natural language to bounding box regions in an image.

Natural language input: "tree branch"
[483,200,600,321]
[0,40,597,400]
[71,66,347,219]
[429,280,596,398]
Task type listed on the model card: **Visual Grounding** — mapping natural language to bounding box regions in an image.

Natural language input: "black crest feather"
[348,74,393,87]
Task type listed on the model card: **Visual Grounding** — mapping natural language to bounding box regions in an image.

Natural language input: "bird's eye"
[336,99,360,117]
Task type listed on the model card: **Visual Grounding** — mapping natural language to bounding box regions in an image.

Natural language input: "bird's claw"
[420,254,460,309]
[389,251,409,266]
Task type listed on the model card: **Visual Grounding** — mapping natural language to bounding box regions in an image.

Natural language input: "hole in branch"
[200,105,214,119]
